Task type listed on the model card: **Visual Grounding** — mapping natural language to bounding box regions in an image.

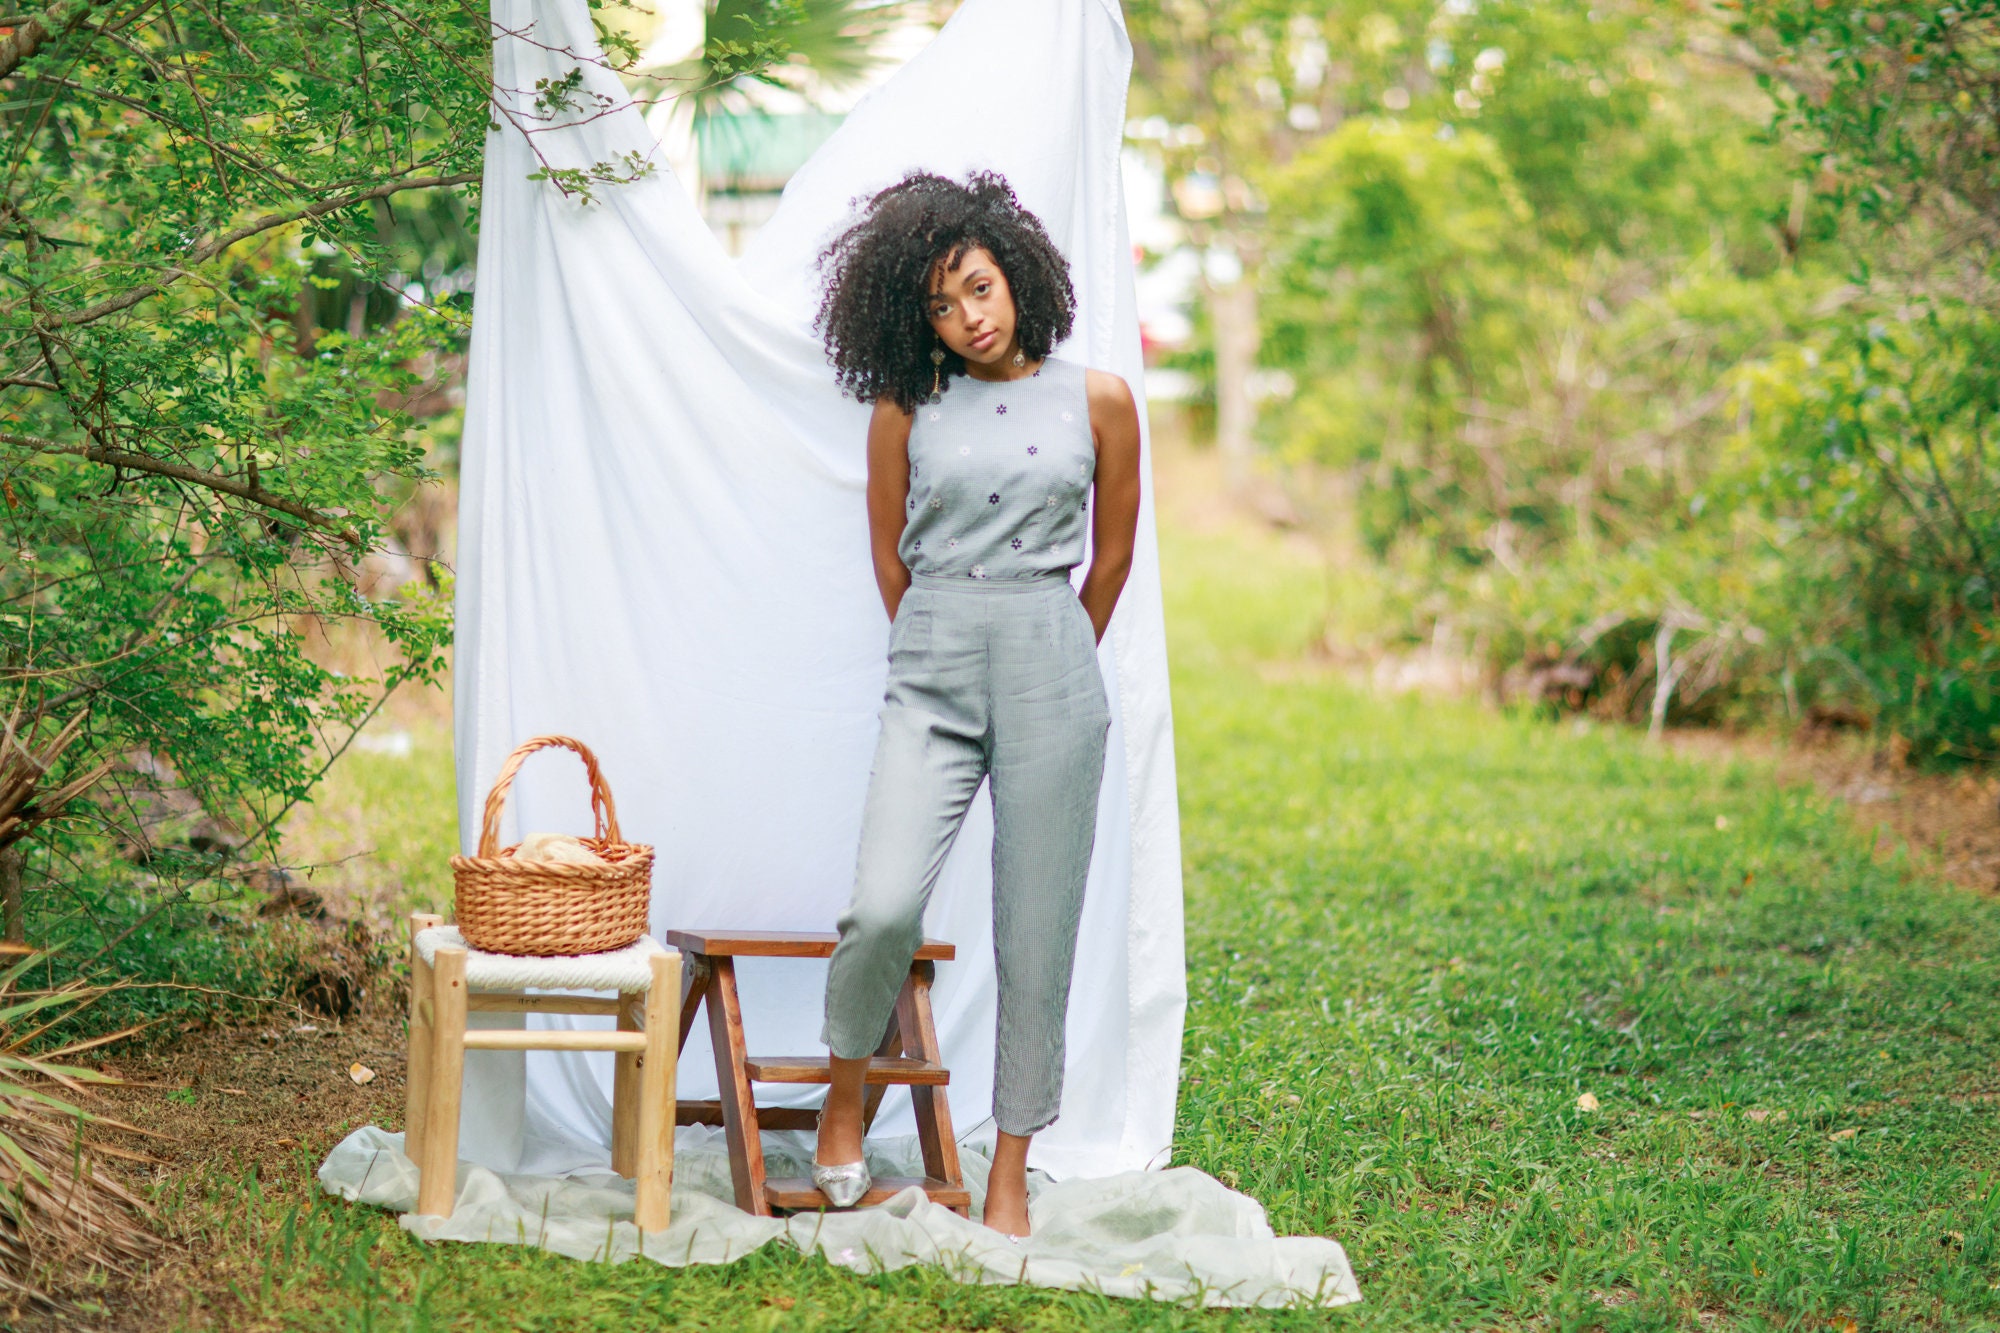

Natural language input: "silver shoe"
[813,1103,871,1207]
[811,1158,871,1208]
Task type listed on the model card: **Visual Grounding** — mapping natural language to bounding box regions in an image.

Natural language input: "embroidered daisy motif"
[1027,445,1038,456]
[988,492,1000,505]
[971,564,987,579]
[1078,463,1088,477]
[928,411,941,422]
[1045,496,1058,507]
[912,539,922,551]
[907,498,915,511]
[995,404,1008,415]
[1060,410,1075,422]
[1010,538,1023,550]
[947,537,959,549]
[911,463,920,477]
[958,445,971,456]
[929,497,943,510]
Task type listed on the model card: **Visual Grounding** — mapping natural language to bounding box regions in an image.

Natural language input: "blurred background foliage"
[1126,0,2000,765]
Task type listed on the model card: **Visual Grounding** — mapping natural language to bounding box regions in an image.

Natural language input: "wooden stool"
[404,912,683,1229]
[665,929,968,1216]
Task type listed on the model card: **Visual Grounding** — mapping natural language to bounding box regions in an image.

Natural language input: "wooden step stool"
[405,912,682,1229]
[665,929,968,1216]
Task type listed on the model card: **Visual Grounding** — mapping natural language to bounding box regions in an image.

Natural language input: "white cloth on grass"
[318,1126,1362,1310]
[452,0,1183,1181]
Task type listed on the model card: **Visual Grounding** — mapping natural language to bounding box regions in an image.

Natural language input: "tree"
[1733,0,1999,253]
[1125,0,1453,484]
[0,1,501,897]
[1722,0,2000,759]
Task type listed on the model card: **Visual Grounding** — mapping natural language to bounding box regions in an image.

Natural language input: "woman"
[811,170,1141,1238]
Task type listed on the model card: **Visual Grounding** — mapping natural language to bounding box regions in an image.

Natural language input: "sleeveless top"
[900,356,1095,581]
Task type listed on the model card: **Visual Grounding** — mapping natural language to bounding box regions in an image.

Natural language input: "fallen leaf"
[219,1088,249,1096]
[348,1062,376,1086]
[275,1137,298,1149]
[293,1024,319,1034]
[1830,1127,1858,1141]
[1829,1319,1859,1333]
[1576,1092,1600,1112]
[1746,1109,1788,1123]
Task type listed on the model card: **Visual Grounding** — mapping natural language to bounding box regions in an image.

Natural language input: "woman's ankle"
[982,1130,1033,1234]
[981,1174,1030,1235]
[815,1096,866,1164]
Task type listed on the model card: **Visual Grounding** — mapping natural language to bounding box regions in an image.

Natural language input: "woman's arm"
[1080,369,1141,642]
[866,397,916,621]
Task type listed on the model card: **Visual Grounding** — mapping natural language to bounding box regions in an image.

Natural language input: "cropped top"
[899,356,1095,581]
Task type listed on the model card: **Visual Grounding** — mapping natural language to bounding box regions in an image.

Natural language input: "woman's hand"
[866,397,916,621]
[1079,370,1140,642]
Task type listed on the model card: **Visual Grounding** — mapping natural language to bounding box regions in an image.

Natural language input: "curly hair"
[815,170,1076,414]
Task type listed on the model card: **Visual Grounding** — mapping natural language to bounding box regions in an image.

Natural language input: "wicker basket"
[450,735,654,957]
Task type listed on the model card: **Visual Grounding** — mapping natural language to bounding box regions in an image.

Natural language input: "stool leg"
[403,912,441,1166]
[896,960,965,1216]
[416,946,467,1218]
[705,956,769,1215]
[634,951,681,1233]
[860,1008,903,1133]
[611,992,642,1177]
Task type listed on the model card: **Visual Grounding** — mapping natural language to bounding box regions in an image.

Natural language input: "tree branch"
[43,171,478,329]
[35,74,313,198]
[0,0,96,83]
[0,431,361,546]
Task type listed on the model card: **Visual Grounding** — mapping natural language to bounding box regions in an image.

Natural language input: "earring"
[1012,345,1026,369]
[929,342,945,404]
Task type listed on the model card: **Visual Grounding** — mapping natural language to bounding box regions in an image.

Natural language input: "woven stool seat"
[414,924,667,993]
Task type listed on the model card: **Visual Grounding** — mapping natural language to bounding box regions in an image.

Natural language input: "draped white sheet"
[452,0,1185,1180]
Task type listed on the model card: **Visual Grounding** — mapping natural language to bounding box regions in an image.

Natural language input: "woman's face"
[926,246,1019,369]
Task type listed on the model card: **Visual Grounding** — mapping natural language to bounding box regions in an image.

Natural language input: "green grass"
[180,507,2000,1331]
[280,704,459,918]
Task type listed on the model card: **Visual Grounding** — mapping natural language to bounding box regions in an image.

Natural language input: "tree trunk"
[1211,270,1260,491]
[0,844,24,949]
[646,0,706,214]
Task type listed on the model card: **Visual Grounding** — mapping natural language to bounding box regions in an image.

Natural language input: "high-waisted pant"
[822,570,1111,1136]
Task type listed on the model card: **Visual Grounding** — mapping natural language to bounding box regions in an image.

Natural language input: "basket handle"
[476,735,622,857]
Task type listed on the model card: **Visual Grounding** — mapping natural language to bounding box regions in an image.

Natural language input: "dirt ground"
[50,1000,411,1331]
[1666,726,2000,896]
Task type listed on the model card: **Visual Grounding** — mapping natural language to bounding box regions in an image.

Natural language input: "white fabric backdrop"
[454,0,1184,1180]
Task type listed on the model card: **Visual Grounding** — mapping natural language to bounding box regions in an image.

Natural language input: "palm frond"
[0,957,163,1313]
[638,1,914,115]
